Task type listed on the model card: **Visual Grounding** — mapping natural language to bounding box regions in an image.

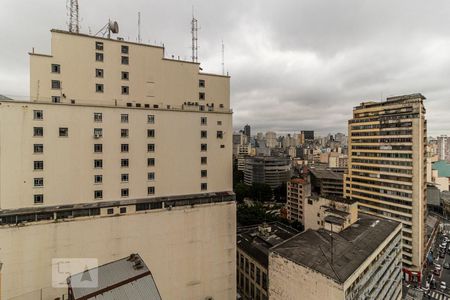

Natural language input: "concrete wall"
[0,201,236,300]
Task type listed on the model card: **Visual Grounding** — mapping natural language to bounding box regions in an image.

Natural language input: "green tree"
[250,183,273,202]
[273,182,287,203]
[235,183,251,203]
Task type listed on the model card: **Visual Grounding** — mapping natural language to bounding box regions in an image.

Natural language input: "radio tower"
[68,0,80,33]
[191,15,198,62]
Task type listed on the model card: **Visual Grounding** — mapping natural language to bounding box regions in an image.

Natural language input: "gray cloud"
[1,0,449,136]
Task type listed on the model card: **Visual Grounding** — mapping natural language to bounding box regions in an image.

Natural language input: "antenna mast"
[138,12,141,43]
[191,12,198,63]
[68,0,80,33]
[221,40,225,75]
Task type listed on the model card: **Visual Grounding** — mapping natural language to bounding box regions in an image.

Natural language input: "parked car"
[441,281,447,290]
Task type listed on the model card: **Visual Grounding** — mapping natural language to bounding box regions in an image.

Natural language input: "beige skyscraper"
[344,93,427,278]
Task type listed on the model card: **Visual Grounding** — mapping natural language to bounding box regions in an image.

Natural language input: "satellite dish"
[109,21,119,34]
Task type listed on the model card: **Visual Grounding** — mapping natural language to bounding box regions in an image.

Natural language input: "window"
[220,144,225,148]
[121,71,129,80]
[34,194,44,204]
[148,172,155,181]
[199,92,205,100]
[51,64,61,73]
[121,188,129,197]
[201,183,207,191]
[51,80,61,89]
[147,115,155,124]
[94,190,103,199]
[201,157,207,165]
[94,159,103,169]
[34,161,44,170]
[34,144,44,153]
[121,144,129,152]
[121,173,129,182]
[52,96,61,103]
[147,129,155,138]
[121,129,129,138]
[92,143,103,154]
[33,127,44,137]
[95,84,104,93]
[147,158,155,166]
[94,112,102,122]
[121,45,129,54]
[95,42,104,51]
[121,56,129,65]
[34,178,44,187]
[121,86,129,95]
[121,114,128,123]
[148,186,155,195]
[96,52,104,62]
[217,131,223,139]
[94,128,103,138]
[107,208,114,214]
[120,207,127,214]
[33,110,43,120]
[199,79,205,88]
[217,121,222,125]
[201,170,207,178]
[59,127,68,137]
[201,130,207,138]
[95,69,104,78]
[94,175,103,184]
[126,103,132,107]
[201,117,207,125]
[147,144,155,152]
[121,159,129,167]
[201,144,207,151]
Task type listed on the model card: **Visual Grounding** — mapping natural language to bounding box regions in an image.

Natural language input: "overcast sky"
[1,0,450,136]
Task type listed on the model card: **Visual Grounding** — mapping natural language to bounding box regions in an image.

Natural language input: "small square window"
[121,114,128,123]
[34,194,44,204]
[153,105,159,109]
[201,130,207,138]
[120,207,127,214]
[148,172,155,181]
[201,157,207,165]
[217,131,223,139]
[51,64,61,73]
[147,129,155,138]
[121,144,129,152]
[95,42,104,51]
[96,83,104,93]
[121,129,129,138]
[52,96,61,103]
[147,115,155,124]
[33,110,43,120]
[201,144,207,151]
[147,143,155,152]
[94,190,103,199]
[201,183,207,191]
[107,208,114,214]
[34,177,44,187]
[59,127,69,137]
[220,144,225,148]
[201,117,207,125]
[34,144,44,153]
[94,128,103,138]
[147,158,155,166]
[94,175,103,184]
[121,86,129,95]
[94,112,102,122]
[121,45,129,54]
[121,71,129,80]
[121,56,129,65]
[126,103,132,107]
[201,170,207,178]
[121,188,129,198]
[148,186,155,195]
[199,92,205,100]
[199,79,205,88]
[217,121,222,125]
[51,80,61,89]
[121,159,129,167]
[34,127,44,137]
[34,161,44,170]
[94,159,103,168]
[96,52,104,61]
[145,104,150,108]
[121,173,129,182]
[95,69,104,78]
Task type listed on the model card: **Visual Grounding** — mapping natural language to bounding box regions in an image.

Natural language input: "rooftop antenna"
[191,7,198,63]
[68,0,80,33]
[221,40,225,75]
[138,12,141,43]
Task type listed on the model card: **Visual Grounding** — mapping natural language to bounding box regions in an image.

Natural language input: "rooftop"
[237,222,299,268]
[432,160,450,178]
[271,214,401,284]
[309,168,343,181]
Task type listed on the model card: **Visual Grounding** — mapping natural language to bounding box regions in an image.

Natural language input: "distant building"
[432,160,450,191]
[300,130,314,143]
[68,253,162,300]
[244,124,251,139]
[309,167,344,198]
[437,135,449,161]
[265,131,277,148]
[237,223,299,300]
[269,214,403,300]
[244,157,291,189]
[286,178,311,223]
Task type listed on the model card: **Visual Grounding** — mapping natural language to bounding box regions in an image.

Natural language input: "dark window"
[217,121,222,125]
[121,188,129,197]
[148,172,155,181]
[34,161,44,170]
[201,130,207,138]
[121,129,129,138]
[201,117,207,125]
[52,96,61,103]
[121,144,129,152]
[121,86,129,95]
[96,52,104,61]
[121,159,129,167]
[147,129,155,138]
[148,186,155,195]
[59,127,69,137]
[201,170,207,178]
[121,173,129,182]
[95,42,104,51]
[94,175,102,184]
[51,80,61,89]
[147,144,155,152]
[121,56,129,65]
[199,79,205,88]
[147,115,155,124]
[51,64,61,73]
[147,158,155,166]
[121,114,128,123]
[94,190,103,199]
[96,84,104,93]
[33,110,43,120]
[34,194,44,204]
[94,112,102,122]
[120,207,127,214]
[199,92,205,100]
[94,159,103,168]
[34,127,44,137]
[121,71,129,80]
[126,102,132,107]
[201,183,207,191]
[34,177,44,187]
[94,128,103,138]
[217,131,223,139]
[95,69,104,78]
[201,157,207,164]
[201,144,207,151]
[34,144,44,153]
[220,144,225,148]
[121,45,129,54]
[107,208,114,214]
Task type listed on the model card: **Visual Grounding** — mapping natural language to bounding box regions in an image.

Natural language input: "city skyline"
[1,1,450,136]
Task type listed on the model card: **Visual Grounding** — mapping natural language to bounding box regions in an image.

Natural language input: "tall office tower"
[437,135,449,161]
[265,131,277,148]
[243,124,251,139]
[344,93,427,279]
[0,29,235,300]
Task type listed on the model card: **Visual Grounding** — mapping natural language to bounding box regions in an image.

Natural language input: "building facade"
[286,178,310,224]
[344,93,427,275]
[243,157,291,189]
[437,135,449,161]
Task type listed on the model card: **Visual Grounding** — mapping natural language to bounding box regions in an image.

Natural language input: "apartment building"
[0,29,235,300]
[243,156,291,189]
[269,214,403,300]
[437,135,449,161]
[310,167,344,198]
[286,178,311,223]
[344,93,427,278]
